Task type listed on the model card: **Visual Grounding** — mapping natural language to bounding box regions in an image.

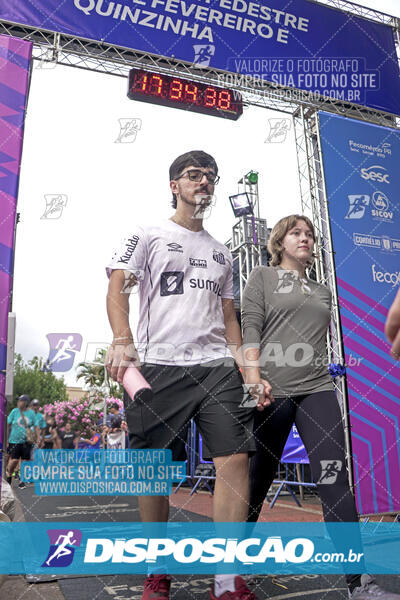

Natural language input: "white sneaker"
[349,575,400,599]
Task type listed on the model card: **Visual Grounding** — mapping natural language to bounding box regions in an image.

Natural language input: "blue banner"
[318,111,400,515]
[1,522,400,574]
[281,425,309,464]
[0,1,399,115]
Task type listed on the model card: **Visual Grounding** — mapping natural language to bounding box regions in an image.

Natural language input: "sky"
[11,0,400,389]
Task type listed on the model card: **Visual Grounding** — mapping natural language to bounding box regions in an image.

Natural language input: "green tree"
[11,353,68,411]
[76,349,122,399]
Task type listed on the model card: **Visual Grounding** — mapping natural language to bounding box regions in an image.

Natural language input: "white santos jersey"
[106,219,234,365]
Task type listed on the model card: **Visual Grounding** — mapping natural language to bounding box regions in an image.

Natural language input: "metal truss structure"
[293,106,355,488]
[0,0,399,126]
[1,0,399,512]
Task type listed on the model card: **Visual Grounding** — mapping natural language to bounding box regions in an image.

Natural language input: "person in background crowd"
[241,214,400,600]
[80,426,101,449]
[42,415,58,449]
[56,420,79,450]
[31,399,46,445]
[6,395,36,489]
[385,287,400,360]
[107,402,123,432]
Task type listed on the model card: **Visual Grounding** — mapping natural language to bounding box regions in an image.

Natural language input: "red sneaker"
[210,576,258,600]
[142,574,171,600]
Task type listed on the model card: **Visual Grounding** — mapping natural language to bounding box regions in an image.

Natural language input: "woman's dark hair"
[169,150,218,208]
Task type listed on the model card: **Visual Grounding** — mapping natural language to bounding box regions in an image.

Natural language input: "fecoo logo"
[371,264,400,286]
[360,165,390,184]
[42,529,82,567]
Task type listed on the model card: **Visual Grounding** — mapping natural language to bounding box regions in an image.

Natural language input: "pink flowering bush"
[43,396,124,436]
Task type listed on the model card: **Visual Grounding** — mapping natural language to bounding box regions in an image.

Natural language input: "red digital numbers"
[218,90,231,110]
[170,79,183,100]
[149,75,163,96]
[204,87,217,107]
[184,83,198,103]
[129,69,241,120]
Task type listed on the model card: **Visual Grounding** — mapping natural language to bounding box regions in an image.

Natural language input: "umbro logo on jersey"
[212,250,225,265]
[189,258,207,268]
[167,242,183,253]
[160,271,184,296]
[119,235,139,264]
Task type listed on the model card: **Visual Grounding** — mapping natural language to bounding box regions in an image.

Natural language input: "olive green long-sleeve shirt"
[241,266,333,397]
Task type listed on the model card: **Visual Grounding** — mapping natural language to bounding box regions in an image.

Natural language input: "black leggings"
[248,390,365,586]
[248,390,358,523]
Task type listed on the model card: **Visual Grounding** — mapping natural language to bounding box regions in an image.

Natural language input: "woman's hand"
[244,370,274,410]
[255,378,274,410]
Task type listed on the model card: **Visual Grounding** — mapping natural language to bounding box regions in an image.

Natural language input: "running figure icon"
[45,531,77,566]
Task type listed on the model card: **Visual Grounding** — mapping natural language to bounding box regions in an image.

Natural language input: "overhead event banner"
[0,1,399,115]
[0,35,32,478]
[318,111,400,516]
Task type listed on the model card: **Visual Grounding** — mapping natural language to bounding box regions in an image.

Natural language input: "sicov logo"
[360,165,390,184]
[371,264,400,286]
[371,191,393,222]
[42,529,82,567]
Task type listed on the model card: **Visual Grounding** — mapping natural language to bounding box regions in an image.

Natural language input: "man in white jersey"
[105,150,257,600]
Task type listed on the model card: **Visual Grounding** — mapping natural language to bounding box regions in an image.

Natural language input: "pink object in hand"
[123,366,153,404]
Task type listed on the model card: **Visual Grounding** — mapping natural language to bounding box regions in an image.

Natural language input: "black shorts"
[8,442,32,460]
[124,360,256,461]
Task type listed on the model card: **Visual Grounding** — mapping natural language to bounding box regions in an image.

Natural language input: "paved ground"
[0,483,398,600]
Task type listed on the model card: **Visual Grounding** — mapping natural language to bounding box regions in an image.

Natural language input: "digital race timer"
[127,68,243,121]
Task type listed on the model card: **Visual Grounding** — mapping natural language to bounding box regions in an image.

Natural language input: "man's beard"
[179,190,212,208]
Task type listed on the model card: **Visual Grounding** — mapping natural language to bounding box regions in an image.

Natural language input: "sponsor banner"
[2,522,400,574]
[318,111,400,515]
[0,1,399,114]
[0,35,32,474]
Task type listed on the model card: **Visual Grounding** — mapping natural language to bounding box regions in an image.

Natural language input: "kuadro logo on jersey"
[360,165,390,184]
[190,278,221,296]
[83,536,314,564]
[119,236,139,264]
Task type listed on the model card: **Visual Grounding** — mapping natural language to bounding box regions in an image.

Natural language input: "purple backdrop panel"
[319,111,400,515]
[0,35,32,470]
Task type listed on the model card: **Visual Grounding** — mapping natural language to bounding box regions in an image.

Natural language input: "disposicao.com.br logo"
[3,522,398,575]
[42,529,82,567]
[84,536,314,565]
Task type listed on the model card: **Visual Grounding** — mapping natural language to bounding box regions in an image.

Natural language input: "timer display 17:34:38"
[128,69,243,120]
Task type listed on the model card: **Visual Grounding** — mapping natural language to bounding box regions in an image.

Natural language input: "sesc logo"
[360,165,390,184]
[371,264,400,286]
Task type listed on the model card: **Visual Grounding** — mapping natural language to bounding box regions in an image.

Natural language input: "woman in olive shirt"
[241,214,399,600]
